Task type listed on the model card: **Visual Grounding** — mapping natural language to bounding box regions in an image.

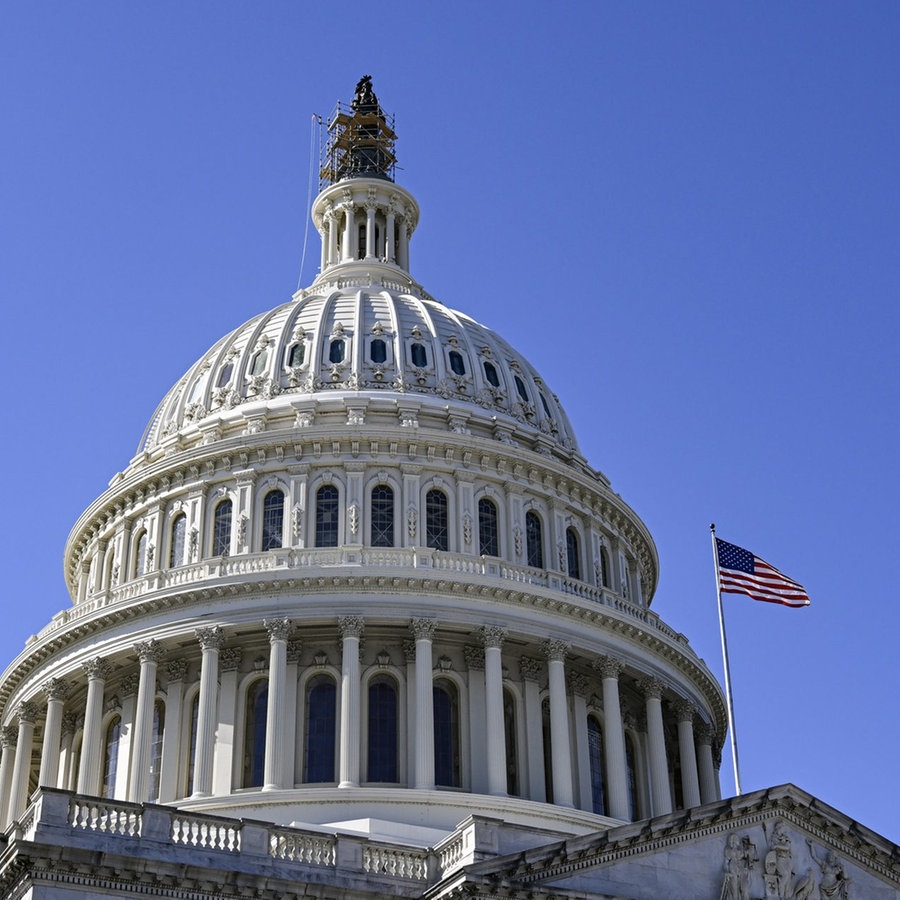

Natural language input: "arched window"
[367,676,398,782]
[262,489,285,551]
[599,546,611,588]
[212,499,232,557]
[483,361,500,387]
[133,531,148,579]
[566,527,581,580]
[305,676,336,783]
[329,339,345,364]
[148,700,165,801]
[242,679,268,788]
[448,350,466,376]
[287,342,305,368]
[433,679,460,788]
[504,688,519,796]
[587,715,606,815]
[102,716,122,799]
[315,485,339,547]
[541,696,553,803]
[370,485,394,548]
[425,489,449,552]
[525,511,544,568]
[169,513,186,568]
[186,693,199,797]
[410,342,427,367]
[370,338,387,364]
[514,375,530,403]
[478,497,499,557]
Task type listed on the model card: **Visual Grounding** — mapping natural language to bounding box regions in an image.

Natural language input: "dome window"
[262,489,285,551]
[371,485,394,548]
[433,679,460,787]
[315,485,340,547]
[514,376,530,403]
[370,338,387,364]
[169,514,186,568]
[329,339,346,364]
[287,342,306,368]
[216,363,234,388]
[539,392,552,417]
[425,489,449,551]
[478,498,499,557]
[525,511,544,569]
[243,679,268,788]
[410,342,427,367]
[367,676,399,783]
[449,351,466,376]
[566,527,581,580]
[305,676,337,783]
[249,348,268,377]
[212,499,232,557]
[483,361,500,387]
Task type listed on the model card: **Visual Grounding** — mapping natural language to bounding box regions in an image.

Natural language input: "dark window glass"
[541,697,553,803]
[243,680,267,788]
[483,361,500,387]
[566,527,581,579]
[358,223,366,259]
[262,490,285,551]
[433,680,460,787]
[169,514,186,568]
[134,531,148,578]
[539,392,552,417]
[249,349,268,376]
[102,716,122,799]
[449,351,466,376]
[478,498,499,557]
[213,500,232,557]
[525,511,543,568]
[288,342,305,367]
[367,677,399,782]
[305,676,336,783]
[329,339,345,364]
[425,489,449,551]
[187,693,199,797]
[370,339,387,364]
[148,700,165,802]
[588,716,605,815]
[315,485,339,547]
[411,342,427,367]
[216,363,233,388]
[504,689,519,796]
[600,547,611,588]
[514,376,529,403]
[370,485,394,548]
[625,734,638,820]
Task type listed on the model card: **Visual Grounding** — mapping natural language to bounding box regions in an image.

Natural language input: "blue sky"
[2,3,898,842]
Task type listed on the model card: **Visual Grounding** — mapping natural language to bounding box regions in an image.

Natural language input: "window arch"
[448,350,466,376]
[514,375,530,403]
[370,338,387,364]
[599,545,611,588]
[425,489,449,552]
[483,360,500,387]
[216,363,234,388]
[133,530,148,579]
[242,679,268,788]
[329,339,345,364]
[433,678,460,787]
[212,499,232,557]
[367,676,399,782]
[148,700,165,802]
[286,341,306,368]
[525,511,544,568]
[315,485,340,547]
[249,347,268,377]
[169,513,186,568]
[566,527,581,580]
[478,497,499,557]
[504,688,519,796]
[370,485,394,548]
[587,715,606,815]
[410,342,427,367]
[262,489,285,551]
[102,715,122,799]
[304,675,336,783]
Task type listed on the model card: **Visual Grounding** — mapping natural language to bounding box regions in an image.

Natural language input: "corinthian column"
[0,727,17,829]
[193,626,224,797]
[9,701,39,821]
[77,657,111,796]
[695,721,719,804]
[639,678,672,815]
[481,626,508,796]
[543,639,574,808]
[411,618,437,790]
[338,617,364,788]
[129,639,166,802]
[263,619,292,791]
[675,700,701,809]
[39,678,70,790]
[593,656,630,821]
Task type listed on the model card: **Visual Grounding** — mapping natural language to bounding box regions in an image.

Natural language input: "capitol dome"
[0,77,726,864]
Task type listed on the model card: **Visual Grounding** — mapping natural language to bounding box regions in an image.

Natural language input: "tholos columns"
[543,639,574,808]
[263,619,292,791]
[77,657,111,796]
[9,701,39,822]
[594,656,631,821]
[695,722,719,804]
[675,700,701,809]
[338,617,364,788]
[39,678,70,791]
[129,640,166,802]
[411,618,437,790]
[193,626,225,797]
[0,727,17,829]
[482,626,508,796]
[640,678,672,816]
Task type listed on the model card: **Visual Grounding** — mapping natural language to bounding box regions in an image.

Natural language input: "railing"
[363,843,429,880]
[70,798,141,836]
[171,812,240,851]
[269,829,336,865]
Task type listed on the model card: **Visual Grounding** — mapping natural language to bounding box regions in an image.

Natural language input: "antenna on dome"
[319,76,397,187]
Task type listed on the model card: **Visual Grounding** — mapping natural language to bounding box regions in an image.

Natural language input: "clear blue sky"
[2,2,898,842]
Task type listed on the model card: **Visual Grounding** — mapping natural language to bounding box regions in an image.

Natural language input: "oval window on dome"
[216,363,234,388]
[370,338,387,364]
[410,342,427,367]
[483,361,500,387]
[539,392,552,417]
[287,342,305,368]
[449,350,466,376]
[514,376,530,403]
[329,339,346,364]
[249,349,268,377]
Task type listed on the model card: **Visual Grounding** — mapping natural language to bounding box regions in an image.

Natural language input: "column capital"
[402,639,417,663]
[195,625,225,651]
[566,671,590,697]
[82,657,111,680]
[264,618,294,642]
[286,640,303,665]
[463,646,485,671]
[0,725,17,748]
[542,638,570,662]
[674,699,696,724]
[338,616,365,639]
[695,721,716,746]
[519,656,542,682]
[119,673,140,699]
[480,625,508,649]
[593,655,624,679]
[134,639,167,664]
[61,711,78,736]
[166,658,189,682]
[16,701,39,725]
[42,677,70,702]
[410,617,437,641]
[219,648,243,673]
[638,677,665,701]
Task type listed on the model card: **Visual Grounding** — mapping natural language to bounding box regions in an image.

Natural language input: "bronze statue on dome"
[351,75,379,111]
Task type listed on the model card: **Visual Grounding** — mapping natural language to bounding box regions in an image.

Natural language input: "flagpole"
[710,523,742,796]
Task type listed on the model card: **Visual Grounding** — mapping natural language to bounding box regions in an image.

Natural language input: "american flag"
[715,538,810,608]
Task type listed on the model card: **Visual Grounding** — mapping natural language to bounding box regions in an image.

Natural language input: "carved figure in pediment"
[808,841,850,899]
[720,832,757,900]
[763,820,794,899]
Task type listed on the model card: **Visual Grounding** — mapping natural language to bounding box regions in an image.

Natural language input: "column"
[0,726,17,829]
[397,215,409,270]
[385,205,396,262]
[482,626,508,796]
[337,617,363,788]
[213,648,242,795]
[519,657,544,802]
[38,678,69,789]
[193,626,224,797]
[463,646,487,794]
[342,203,356,261]
[365,201,376,258]
[594,656,631,821]
[675,700,701,809]
[639,678,672,815]
[127,640,166,802]
[543,639,574,808]
[411,618,436,790]
[9,701,39,822]
[77,657,111,796]
[327,207,338,267]
[695,722,719,805]
[263,619,292,790]
[158,658,187,803]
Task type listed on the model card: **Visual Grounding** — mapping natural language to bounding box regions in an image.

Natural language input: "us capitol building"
[0,79,896,899]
